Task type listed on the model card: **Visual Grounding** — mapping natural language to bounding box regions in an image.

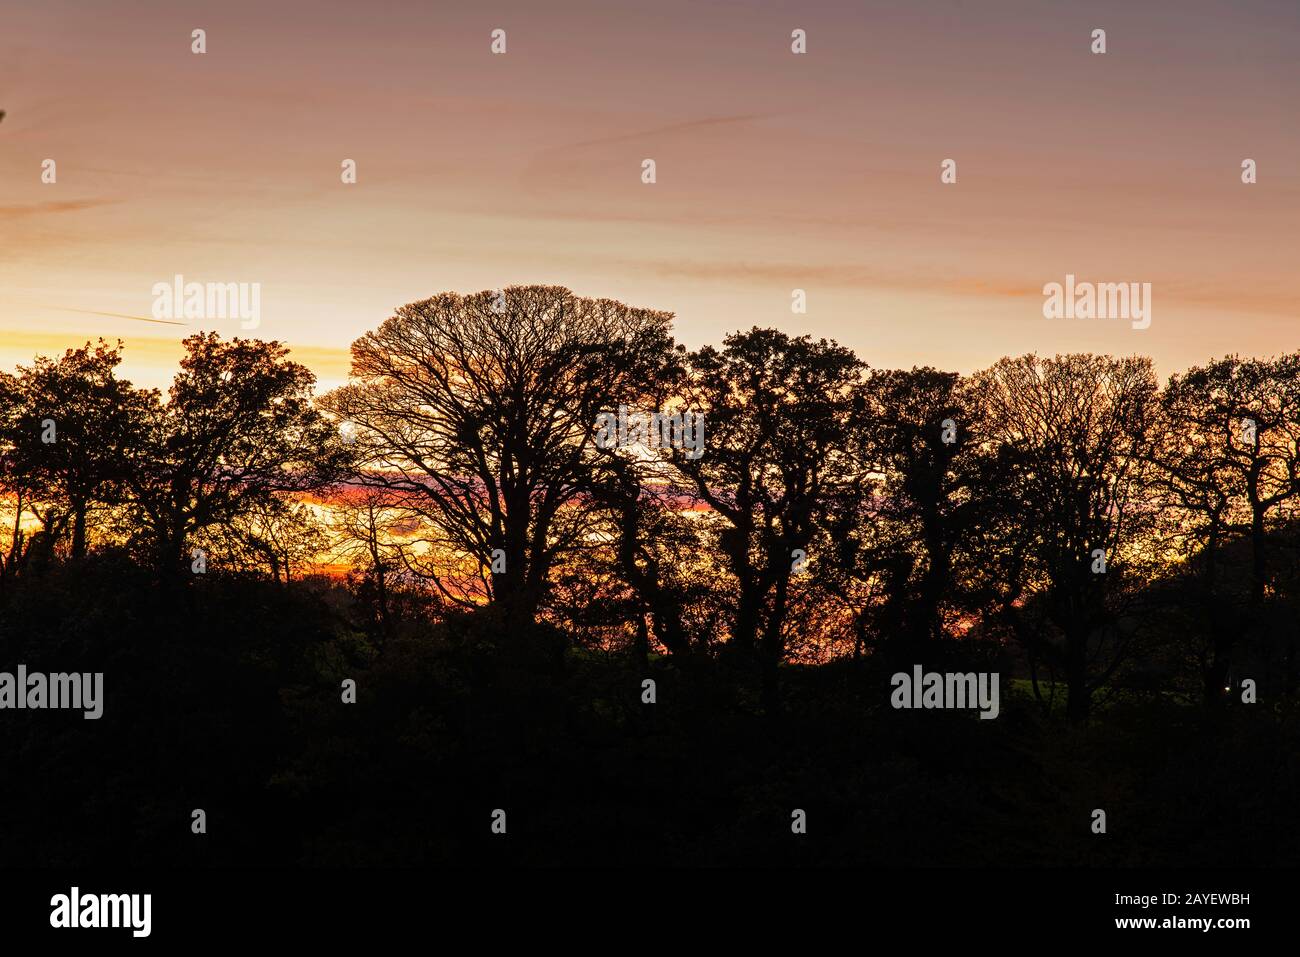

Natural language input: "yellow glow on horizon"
[0,327,353,394]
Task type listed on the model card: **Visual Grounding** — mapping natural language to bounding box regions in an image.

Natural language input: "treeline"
[5,285,1300,720]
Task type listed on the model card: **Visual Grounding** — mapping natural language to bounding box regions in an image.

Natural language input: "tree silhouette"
[856,367,994,663]
[127,333,350,573]
[4,290,1300,869]
[973,354,1159,720]
[1154,355,1300,700]
[0,340,152,564]
[671,327,866,707]
[320,286,675,632]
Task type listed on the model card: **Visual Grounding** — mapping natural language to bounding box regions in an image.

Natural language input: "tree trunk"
[634,610,650,666]
[1065,625,1090,721]
[759,571,791,713]
[70,500,88,559]
[1250,505,1267,607]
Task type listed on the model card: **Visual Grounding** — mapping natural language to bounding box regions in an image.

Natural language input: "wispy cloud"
[0,199,116,219]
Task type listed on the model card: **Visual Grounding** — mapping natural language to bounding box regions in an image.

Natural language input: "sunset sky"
[2,0,1297,392]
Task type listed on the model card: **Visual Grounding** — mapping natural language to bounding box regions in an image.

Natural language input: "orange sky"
[3,0,1298,392]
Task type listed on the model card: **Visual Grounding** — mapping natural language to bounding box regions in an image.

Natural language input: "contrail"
[46,307,187,327]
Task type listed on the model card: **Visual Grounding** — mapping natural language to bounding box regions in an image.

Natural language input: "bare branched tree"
[320,285,675,630]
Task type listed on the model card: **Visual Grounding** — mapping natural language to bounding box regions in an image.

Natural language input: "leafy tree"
[583,341,701,662]
[1153,355,1300,701]
[672,328,867,705]
[128,333,350,573]
[0,340,153,562]
[855,368,996,661]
